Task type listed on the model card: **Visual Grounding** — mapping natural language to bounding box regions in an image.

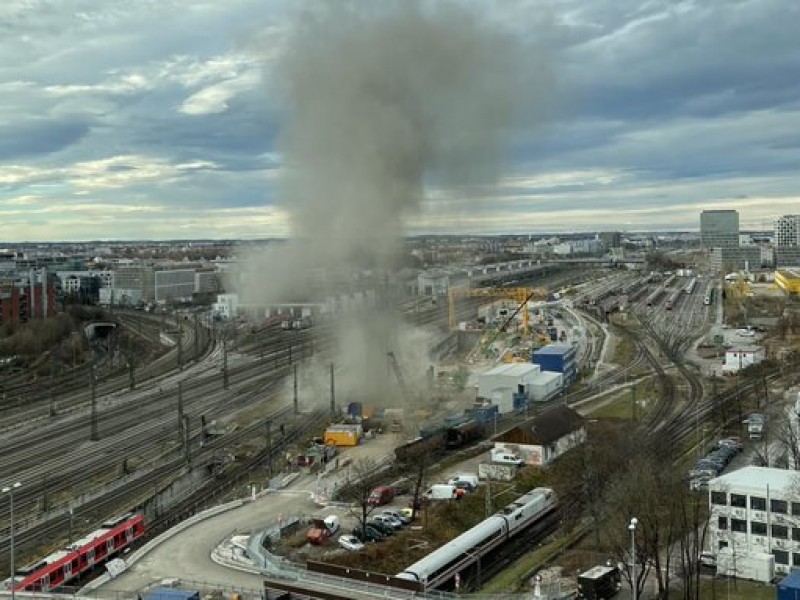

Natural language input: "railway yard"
[1,260,799,600]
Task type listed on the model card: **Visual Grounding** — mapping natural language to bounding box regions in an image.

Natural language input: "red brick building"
[0,282,57,326]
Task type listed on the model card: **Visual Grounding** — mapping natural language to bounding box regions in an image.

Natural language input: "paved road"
[96,434,400,595]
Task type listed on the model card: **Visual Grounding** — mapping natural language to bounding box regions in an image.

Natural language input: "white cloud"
[178,69,261,115]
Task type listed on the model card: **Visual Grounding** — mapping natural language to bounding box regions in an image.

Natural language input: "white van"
[491,449,524,466]
[447,474,480,490]
[424,484,457,500]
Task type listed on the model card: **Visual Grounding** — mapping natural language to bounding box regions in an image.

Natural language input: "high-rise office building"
[774,215,800,247]
[700,210,739,249]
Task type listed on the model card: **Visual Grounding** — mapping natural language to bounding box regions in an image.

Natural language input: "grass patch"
[582,376,658,421]
[697,577,774,600]
[481,527,587,593]
[609,333,634,367]
[587,394,636,420]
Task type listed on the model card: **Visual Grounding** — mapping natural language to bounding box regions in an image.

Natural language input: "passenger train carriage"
[11,513,144,592]
[396,487,556,590]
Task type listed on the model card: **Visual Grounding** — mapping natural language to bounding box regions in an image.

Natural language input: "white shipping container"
[490,388,515,414]
[527,371,563,401]
[477,363,541,400]
[716,550,774,582]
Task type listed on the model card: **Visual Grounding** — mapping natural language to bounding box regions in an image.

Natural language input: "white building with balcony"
[709,466,800,578]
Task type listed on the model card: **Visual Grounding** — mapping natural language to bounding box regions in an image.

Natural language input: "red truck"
[367,486,395,506]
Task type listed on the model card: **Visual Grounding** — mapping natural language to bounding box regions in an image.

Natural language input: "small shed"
[493,405,585,466]
[722,345,765,374]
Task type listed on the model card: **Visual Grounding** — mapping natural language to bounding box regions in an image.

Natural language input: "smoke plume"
[239,1,548,409]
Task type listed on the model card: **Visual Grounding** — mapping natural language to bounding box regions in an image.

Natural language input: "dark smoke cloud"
[238,0,551,408]
[275,0,547,270]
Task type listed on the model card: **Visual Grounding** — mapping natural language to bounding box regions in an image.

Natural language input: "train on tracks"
[684,277,697,295]
[396,487,557,591]
[10,513,145,592]
[665,288,682,311]
[703,281,715,305]
[394,405,498,463]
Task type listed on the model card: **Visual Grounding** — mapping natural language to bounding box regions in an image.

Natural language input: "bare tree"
[338,458,382,538]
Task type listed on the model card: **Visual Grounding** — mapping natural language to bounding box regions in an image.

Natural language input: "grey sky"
[0,0,797,240]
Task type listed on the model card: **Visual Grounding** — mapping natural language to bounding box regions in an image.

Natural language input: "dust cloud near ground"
[237,0,552,413]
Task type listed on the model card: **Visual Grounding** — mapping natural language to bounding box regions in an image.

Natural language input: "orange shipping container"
[323,425,361,447]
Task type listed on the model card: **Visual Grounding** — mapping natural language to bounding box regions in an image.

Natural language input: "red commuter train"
[12,513,145,592]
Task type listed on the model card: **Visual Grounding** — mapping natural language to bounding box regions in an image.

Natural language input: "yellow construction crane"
[448,287,549,331]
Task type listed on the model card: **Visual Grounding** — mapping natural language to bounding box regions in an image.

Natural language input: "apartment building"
[775,215,800,247]
[709,467,800,578]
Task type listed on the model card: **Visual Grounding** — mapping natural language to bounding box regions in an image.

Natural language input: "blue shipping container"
[778,571,800,600]
[532,344,577,384]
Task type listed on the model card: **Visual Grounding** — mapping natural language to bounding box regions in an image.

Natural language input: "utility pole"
[631,383,637,421]
[183,414,192,470]
[293,363,299,415]
[222,338,229,390]
[193,313,199,359]
[128,354,135,390]
[177,318,183,371]
[67,507,74,545]
[177,381,184,446]
[265,420,273,476]
[49,352,57,417]
[90,363,98,441]
[329,362,336,417]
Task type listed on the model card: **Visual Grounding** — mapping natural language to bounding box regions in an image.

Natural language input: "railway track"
[0,311,212,425]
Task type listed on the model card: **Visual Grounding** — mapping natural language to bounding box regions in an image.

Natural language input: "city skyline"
[1,0,799,241]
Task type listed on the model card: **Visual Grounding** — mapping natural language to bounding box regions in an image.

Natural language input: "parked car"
[400,507,416,520]
[718,437,743,451]
[380,509,410,526]
[352,526,383,543]
[338,534,365,552]
[367,519,395,536]
[448,474,479,490]
[371,514,402,531]
[452,480,475,493]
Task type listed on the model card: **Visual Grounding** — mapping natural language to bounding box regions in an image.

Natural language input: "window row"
[771,550,800,566]
[711,492,798,515]
[717,517,798,540]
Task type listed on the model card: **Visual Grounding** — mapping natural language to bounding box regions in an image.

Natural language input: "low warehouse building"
[478,363,542,413]
[492,405,585,466]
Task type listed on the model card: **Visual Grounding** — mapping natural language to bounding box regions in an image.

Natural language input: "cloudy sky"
[1,0,798,241]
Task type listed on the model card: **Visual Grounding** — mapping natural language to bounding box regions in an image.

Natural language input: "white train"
[396,487,557,590]
[685,277,697,295]
[703,282,715,305]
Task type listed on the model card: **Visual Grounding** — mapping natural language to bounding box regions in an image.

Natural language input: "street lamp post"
[3,482,22,600]
[629,517,639,600]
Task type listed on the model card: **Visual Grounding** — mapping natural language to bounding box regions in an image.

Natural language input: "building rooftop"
[533,343,575,356]
[496,405,584,445]
[709,466,797,495]
[725,345,762,353]
[482,363,540,378]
